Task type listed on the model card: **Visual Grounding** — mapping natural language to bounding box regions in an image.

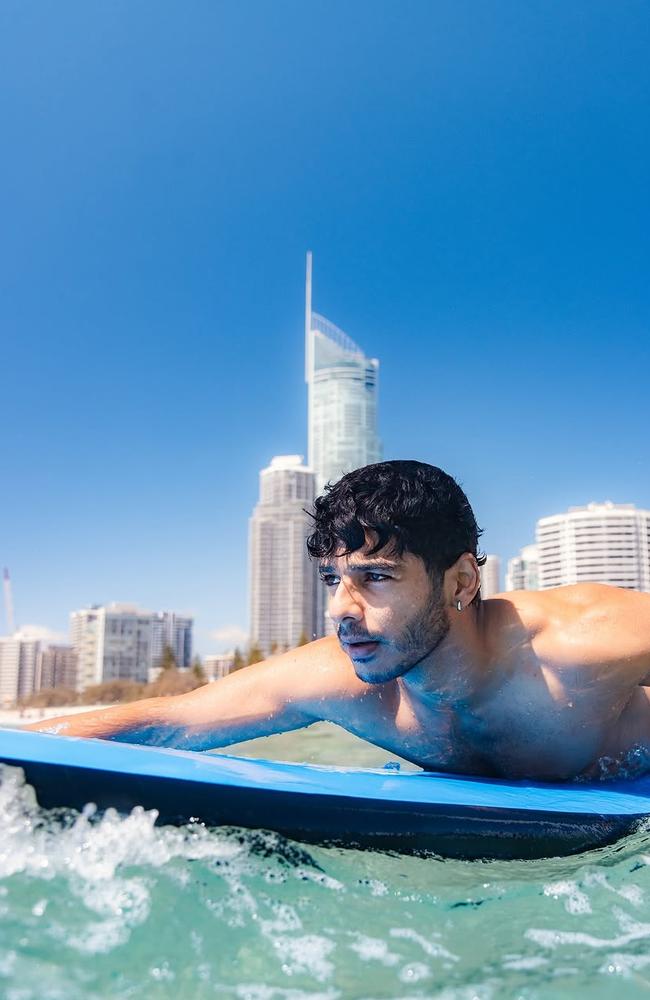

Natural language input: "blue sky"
[1,1,649,653]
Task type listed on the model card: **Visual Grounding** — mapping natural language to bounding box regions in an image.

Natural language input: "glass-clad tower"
[305,253,382,636]
[305,252,382,494]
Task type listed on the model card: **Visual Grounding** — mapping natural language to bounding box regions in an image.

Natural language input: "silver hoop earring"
[456,600,463,612]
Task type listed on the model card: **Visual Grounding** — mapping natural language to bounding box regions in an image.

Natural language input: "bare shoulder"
[511,584,650,671]
[485,585,650,664]
[540,583,650,630]
[489,584,650,627]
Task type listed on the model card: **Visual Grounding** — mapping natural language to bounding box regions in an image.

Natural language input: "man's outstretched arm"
[22,637,347,750]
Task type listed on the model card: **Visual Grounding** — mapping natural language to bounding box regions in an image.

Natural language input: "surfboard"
[2,728,650,860]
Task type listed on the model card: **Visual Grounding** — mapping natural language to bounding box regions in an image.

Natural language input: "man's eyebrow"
[318,561,401,575]
[348,561,401,573]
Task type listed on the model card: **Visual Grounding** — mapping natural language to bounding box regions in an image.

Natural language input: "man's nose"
[328,581,363,624]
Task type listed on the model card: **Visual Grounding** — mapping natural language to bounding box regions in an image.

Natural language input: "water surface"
[2,724,650,998]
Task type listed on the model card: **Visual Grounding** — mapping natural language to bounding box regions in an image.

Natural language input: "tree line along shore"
[16,641,275,710]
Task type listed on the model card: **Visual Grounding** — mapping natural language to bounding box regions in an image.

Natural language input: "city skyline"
[1,4,648,654]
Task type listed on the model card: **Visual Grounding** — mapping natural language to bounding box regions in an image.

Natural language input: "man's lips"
[341,638,380,657]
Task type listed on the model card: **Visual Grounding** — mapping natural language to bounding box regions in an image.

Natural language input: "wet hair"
[307,460,486,602]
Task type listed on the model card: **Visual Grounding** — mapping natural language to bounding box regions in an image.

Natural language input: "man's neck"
[400,603,489,706]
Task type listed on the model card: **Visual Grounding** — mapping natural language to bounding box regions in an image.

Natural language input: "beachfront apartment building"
[71,603,194,690]
[0,633,77,706]
[71,604,153,688]
[37,644,78,691]
[505,544,540,592]
[479,554,501,598]
[536,502,650,592]
[249,455,318,657]
[0,632,43,703]
[204,652,236,681]
[0,637,21,707]
[151,612,193,669]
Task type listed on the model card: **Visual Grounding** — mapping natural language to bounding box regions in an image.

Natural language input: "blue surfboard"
[2,729,650,860]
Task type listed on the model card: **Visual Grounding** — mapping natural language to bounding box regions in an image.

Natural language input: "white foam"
[272,934,335,982]
[501,955,549,970]
[600,951,650,980]
[585,871,644,906]
[347,933,399,966]
[398,960,430,983]
[526,906,650,951]
[235,986,340,1000]
[543,879,592,915]
[390,926,458,963]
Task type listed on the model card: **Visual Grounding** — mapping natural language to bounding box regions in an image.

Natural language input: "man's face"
[319,546,450,683]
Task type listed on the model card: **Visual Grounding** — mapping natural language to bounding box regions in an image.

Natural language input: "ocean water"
[3,724,650,999]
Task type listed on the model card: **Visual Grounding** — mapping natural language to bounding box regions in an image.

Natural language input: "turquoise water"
[3,724,650,998]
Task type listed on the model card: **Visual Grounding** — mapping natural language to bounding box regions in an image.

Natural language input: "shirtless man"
[25,461,650,781]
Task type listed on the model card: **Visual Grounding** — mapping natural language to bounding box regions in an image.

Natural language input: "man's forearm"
[19,642,339,749]
[21,697,219,750]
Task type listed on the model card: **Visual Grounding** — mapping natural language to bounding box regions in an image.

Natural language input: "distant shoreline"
[0,704,110,729]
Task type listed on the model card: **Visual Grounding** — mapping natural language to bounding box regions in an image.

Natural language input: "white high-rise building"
[70,607,102,690]
[151,612,193,669]
[305,252,382,494]
[0,631,59,705]
[506,544,539,591]
[0,637,20,706]
[15,634,41,700]
[71,603,154,688]
[249,455,317,657]
[536,502,650,591]
[479,554,501,598]
[36,645,78,691]
[204,652,236,682]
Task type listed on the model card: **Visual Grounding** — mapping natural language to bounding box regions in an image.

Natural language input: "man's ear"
[451,553,481,606]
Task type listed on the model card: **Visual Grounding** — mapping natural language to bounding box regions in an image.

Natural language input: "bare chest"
[368,667,626,780]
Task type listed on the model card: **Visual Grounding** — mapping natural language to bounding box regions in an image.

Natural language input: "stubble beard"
[355,580,450,683]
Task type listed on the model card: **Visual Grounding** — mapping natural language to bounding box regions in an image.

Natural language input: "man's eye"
[366,573,389,582]
[320,575,339,587]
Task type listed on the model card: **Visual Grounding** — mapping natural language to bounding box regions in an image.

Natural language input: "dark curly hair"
[307,460,486,600]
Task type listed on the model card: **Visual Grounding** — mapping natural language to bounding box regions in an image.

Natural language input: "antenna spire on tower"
[305,250,313,383]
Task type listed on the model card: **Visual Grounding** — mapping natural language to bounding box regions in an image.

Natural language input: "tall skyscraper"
[479,554,501,598]
[305,252,382,494]
[505,544,539,591]
[304,253,382,636]
[249,455,317,656]
[536,502,650,591]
